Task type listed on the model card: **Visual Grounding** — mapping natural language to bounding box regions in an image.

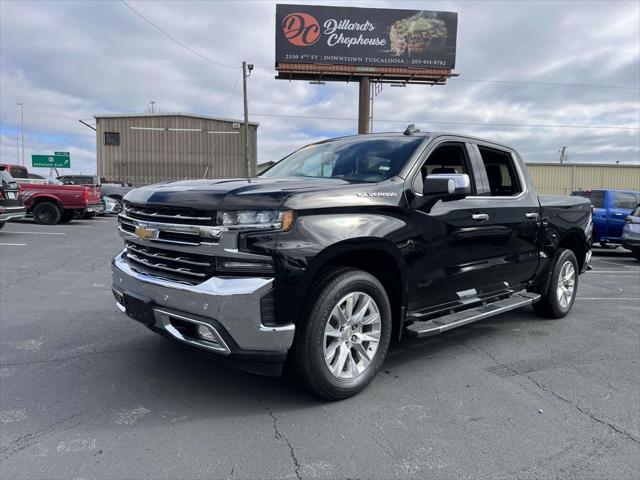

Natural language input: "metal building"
[94,113,258,186]
[526,162,640,196]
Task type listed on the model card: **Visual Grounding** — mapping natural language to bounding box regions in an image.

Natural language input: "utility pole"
[242,61,254,180]
[17,103,24,166]
[16,136,19,163]
[150,101,156,113]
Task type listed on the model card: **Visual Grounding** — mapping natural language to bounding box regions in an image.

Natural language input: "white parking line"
[3,231,66,235]
[592,258,638,268]
[0,243,26,246]
[578,297,640,300]
[587,271,639,274]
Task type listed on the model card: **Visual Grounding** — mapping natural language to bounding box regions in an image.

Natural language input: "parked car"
[0,165,104,225]
[0,166,26,229]
[2,164,29,180]
[571,189,640,248]
[622,204,640,261]
[111,129,592,399]
[57,175,101,186]
[100,182,134,215]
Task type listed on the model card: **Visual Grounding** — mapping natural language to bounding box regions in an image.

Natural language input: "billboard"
[275,4,458,71]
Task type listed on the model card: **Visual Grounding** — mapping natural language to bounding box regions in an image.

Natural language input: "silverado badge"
[134,224,159,240]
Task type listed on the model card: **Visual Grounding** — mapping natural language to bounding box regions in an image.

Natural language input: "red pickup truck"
[0,164,103,225]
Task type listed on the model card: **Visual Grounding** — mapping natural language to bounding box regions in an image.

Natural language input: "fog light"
[197,324,216,342]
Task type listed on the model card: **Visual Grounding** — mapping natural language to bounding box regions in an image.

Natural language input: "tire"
[33,202,62,225]
[0,222,5,230]
[293,268,392,400]
[633,251,640,262]
[83,211,96,220]
[60,211,75,223]
[599,242,618,249]
[533,249,579,319]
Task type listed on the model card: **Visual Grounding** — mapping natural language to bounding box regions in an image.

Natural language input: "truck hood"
[124,177,405,211]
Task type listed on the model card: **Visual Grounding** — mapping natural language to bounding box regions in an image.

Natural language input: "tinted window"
[477,146,522,196]
[104,132,120,146]
[614,192,637,209]
[10,166,28,179]
[262,137,423,182]
[631,205,640,217]
[572,190,605,208]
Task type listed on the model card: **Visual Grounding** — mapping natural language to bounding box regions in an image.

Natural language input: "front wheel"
[293,268,392,400]
[533,249,579,319]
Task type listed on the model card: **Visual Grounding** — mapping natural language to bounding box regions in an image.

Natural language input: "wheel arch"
[29,195,63,211]
[295,238,410,340]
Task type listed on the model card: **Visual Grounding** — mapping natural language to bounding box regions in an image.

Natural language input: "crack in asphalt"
[261,397,302,480]
[470,343,640,446]
[0,347,151,367]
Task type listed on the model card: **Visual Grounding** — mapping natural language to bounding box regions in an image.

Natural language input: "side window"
[104,132,120,146]
[614,192,637,209]
[477,146,522,196]
[414,142,473,193]
[571,190,605,208]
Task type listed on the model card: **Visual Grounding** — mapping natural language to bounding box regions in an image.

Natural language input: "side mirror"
[423,173,471,201]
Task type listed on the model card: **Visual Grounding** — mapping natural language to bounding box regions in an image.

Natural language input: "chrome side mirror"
[423,173,471,200]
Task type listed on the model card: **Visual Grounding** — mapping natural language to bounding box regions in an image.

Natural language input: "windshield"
[1,169,16,185]
[262,136,424,182]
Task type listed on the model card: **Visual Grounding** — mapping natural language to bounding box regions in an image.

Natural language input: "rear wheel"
[83,211,96,219]
[533,249,579,319]
[33,202,62,225]
[0,222,5,230]
[293,268,392,400]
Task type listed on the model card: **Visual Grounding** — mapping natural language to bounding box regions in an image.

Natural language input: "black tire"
[533,249,579,319]
[293,268,392,400]
[83,211,96,220]
[0,222,5,230]
[633,251,640,262]
[33,202,62,225]
[599,242,618,249]
[60,211,75,223]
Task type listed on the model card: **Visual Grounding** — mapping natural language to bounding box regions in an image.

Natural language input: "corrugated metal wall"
[96,114,258,186]
[527,163,640,195]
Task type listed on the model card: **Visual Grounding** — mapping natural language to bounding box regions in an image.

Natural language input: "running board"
[405,292,541,338]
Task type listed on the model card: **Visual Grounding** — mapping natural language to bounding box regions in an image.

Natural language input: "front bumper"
[111,252,295,371]
[622,239,640,251]
[0,206,27,222]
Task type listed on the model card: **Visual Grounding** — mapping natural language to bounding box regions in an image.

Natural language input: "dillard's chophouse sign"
[275,4,458,69]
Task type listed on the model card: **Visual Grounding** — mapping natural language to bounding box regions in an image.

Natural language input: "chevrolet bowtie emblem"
[134,224,159,240]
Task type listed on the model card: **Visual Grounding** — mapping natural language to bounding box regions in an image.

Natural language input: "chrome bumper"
[111,252,295,354]
[86,203,105,214]
[0,206,26,222]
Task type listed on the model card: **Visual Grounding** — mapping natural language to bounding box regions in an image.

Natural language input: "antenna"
[404,124,420,135]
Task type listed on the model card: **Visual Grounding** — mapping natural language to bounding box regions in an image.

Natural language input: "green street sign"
[54,151,70,157]
[32,154,71,168]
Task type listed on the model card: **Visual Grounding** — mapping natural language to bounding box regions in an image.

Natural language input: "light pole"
[17,103,24,166]
[16,136,19,163]
[242,62,253,180]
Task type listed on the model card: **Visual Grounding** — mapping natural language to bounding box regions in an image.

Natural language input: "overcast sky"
[1,0,639,175]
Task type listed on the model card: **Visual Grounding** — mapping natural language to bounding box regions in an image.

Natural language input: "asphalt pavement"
[1,217,639,479]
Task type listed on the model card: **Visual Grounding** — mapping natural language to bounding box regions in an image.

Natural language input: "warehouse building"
[94,113,258,186]
[527,163,640,196]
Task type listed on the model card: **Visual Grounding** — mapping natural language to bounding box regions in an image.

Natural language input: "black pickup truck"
[112,128,592,399]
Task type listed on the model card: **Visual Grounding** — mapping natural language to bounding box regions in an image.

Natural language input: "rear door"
[608,191,639,241]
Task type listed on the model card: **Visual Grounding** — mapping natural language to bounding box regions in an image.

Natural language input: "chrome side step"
[405,292,541,338]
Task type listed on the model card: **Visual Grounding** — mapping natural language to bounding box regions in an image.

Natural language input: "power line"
[250,113,640,131]
[224,69,242,118]
[454,78,640,90]
[120,0,236,69]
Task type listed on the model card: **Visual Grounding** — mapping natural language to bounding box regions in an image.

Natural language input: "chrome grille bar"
[126,207,213,222]
[125,252,207,278]
[125,243,212,268]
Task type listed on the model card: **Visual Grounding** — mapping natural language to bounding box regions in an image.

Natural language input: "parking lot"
[1,217,638,479]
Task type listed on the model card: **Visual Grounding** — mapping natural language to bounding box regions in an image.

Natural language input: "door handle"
[525,212,539,220]
[472,213,489,222]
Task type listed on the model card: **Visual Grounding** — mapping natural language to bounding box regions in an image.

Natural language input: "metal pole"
[16,136,19,163]
[17,103,24,166]
[358,77,371,134]
[242,61,251,180]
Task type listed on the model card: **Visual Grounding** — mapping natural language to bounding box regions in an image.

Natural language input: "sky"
[1,0,639,175]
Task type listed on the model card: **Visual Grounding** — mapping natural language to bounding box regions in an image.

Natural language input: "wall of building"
[96,114,258,186]
[527,163,640,195]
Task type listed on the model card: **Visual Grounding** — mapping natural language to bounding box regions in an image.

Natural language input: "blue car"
[571,189,640,248]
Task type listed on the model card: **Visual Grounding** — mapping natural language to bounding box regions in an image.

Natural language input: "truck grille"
[125,203,215,225]
[124,241,215,283]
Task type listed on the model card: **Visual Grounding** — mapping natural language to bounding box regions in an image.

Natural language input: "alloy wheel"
[556,261,576,309]
[323,291,382,379]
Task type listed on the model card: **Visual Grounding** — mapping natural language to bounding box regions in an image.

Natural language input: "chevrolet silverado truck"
[112,128,592,399]
[0,165,104,225]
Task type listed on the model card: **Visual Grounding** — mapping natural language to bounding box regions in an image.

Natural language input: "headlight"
[218,210,295,231]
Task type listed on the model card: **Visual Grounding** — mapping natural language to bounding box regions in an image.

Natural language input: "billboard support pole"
[358,77,371,134]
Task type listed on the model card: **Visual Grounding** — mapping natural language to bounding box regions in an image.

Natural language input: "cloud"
[1,0,638,176]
